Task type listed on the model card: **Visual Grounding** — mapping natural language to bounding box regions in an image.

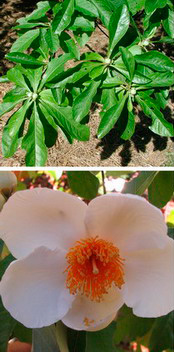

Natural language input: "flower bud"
[0,172,17,197]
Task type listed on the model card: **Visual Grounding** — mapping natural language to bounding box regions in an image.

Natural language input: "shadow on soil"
[97,104,174,166]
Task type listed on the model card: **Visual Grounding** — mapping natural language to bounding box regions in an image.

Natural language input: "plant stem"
[101,171,106,195]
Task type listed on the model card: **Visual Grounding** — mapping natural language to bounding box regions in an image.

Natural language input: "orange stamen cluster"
[65,237,125,302]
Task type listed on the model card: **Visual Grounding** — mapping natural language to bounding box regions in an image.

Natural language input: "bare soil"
[0,0,174,167]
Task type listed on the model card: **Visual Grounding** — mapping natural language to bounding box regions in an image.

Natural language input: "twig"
[101,171,106,195]
[96,23,109,38]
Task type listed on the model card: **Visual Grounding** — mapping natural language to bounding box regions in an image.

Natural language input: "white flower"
[0,188,173,331]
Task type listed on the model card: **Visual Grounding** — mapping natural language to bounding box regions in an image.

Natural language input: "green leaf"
[108,5,130,57]
[148,171,174,208]
[97,92,128,138]
[101,88,118,114]
[67,171,99,199]
[149,312,174,351]
[127,0,145,14]
[135,51,174,72]
[7,67,29,89]
[6,52,44,66]
[144,71,174,87]
[3,87,27,103]
[163,8,174,38]
[22,102,47,166]
[72,80,101,122]
[24,67,43,92]
[2,101,32,158]
[13,323,32,343]
[0,76,10,83]
[25,1,51,21]
[89,0,113,28]
[89,64,105,79]
[69,17,95,32]
[45,26,60,54]
[66,38,80,60]
[32,325,60,352]
[114,306,154,344]
[41,53,72,86]
[154,90,169,109]
[136,94,174,137]
[120,46,135,81]
[86,322,116,352]
[40,101,90,141]
[10,29,40,52]
[145,0,167,15]
[102,74,126,87]
[82,52,105,62]
[53,0,74,34]
[75,0,99,17]
[0,94,27,118]
[122,171,158,195]
[121,110,135,140]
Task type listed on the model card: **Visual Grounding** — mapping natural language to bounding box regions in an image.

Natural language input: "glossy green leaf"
[3,87,27,103]
[97,92,128,138]
[40,100,90,141]
[7,67,29,89]
[66,38,80,60]
[73,80,101,122]
[102,74,126,87]
[25,1,51,21]
[41,53,72,86]
[67,171,99,200]
[108,5,130,57]
[122,171,158,194]
[86,323,116,352]
[89,64,105,79]
[2,101,31,158]
[145,0,167,15]
[22,102,47,166]
[75,0,99,17]
[89,0,113,28]
[120,46,135,81]
[163,8,174,38]
[127,0,145,14]
[24,67,43,92]
[10,29,40,53]
[115,306,154,344]
[6,52,44,66]
[82,52,105,62]
[148,171,174,208]
[135,51,174,72]
[32,325,60,352]
[136,94,174,137]
[144,71,174,87]
[0,93,27,118]
[121,110,135,140]
[69,17,95,32]
[0,76,9,83]
[149,312,174,351]
[45,27,60,54]
[101,88,117,111]
[53,0,74,34]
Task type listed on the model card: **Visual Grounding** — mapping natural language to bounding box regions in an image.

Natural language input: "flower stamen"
[65,237,125,301]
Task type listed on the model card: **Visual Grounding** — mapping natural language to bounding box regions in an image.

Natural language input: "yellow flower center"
[65,237,125,302]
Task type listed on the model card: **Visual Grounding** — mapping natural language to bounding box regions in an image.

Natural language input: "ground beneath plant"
[0,0,174,167]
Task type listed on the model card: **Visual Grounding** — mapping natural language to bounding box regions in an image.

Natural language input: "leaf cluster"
[0,0,174,165]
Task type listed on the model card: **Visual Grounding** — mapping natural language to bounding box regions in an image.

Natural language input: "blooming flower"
[0,188,173,331]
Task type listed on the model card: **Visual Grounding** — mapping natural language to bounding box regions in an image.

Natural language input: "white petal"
[62,286,124,331]
[85,194,168,251]
[122,238,174,317]
[0,188,87,258]
[0,246,74,328]
[86,313,116,331]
